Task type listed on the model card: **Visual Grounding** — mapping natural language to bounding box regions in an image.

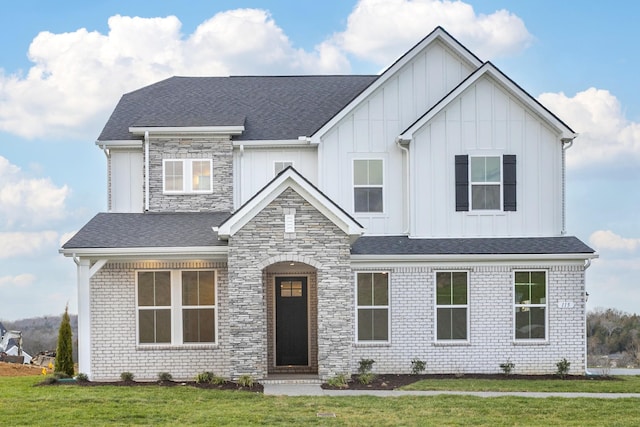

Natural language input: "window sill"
[354,342,391,348]
[434,341,470,346]
[162,191,214,196]
[465,211,506,216]
[512,340,548,346]
[136,343,218,351]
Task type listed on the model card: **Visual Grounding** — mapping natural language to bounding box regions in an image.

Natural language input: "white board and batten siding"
[411,75,563,238]
[109,149,143,213]
[319,41,475,235]
[233,147,318,207]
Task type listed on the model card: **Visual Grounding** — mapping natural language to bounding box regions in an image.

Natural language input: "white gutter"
[395,137,411,234]
[130,126,245,136]
[351,252,598,264]
[59,246,228,259]
[231,139,313,148]
[144,131,149,211]
[561,137,575,235]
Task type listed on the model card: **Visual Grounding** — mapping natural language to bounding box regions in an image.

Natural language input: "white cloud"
[0,231,59,259]
[0,156,69,227]
[589,230,640,252]
[0,10,350,140]
[0,274,36,288]
[332,0,532,65]
[538,88,640,169]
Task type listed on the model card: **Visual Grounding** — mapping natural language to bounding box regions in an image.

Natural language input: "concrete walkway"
[262,383,640,399]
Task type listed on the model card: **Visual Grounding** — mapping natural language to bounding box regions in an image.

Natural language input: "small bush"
[326,374,350,388]
[357,372,376,385]
[195,371,214,384]
[499,359,515,376]
[75,373,89,382]
[41,375,58,385]
[120,372,135,382]
[556,358,571,379]
[237,374,254,388]
[211,375,226,385]
[54,371,71,379]
[411,359,426,375]
[358,358,375,374]
[158,372,173,382]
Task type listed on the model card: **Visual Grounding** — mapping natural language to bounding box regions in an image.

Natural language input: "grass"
[401,375,640,393]
[1,375,639,426]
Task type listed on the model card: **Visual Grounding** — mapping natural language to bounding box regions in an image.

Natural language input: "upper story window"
[514,271,547,341]
[274,161,293,176]
[353,159,383,213]
[455,155,516,212]
[435,271,468,341]
[163,159,213,194]
[356,272,389,342]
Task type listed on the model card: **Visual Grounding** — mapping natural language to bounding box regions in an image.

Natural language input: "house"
[61,27,597,381]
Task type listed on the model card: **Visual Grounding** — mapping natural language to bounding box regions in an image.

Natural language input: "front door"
[275,277,308,366]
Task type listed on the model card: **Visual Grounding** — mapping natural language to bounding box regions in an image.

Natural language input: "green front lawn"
[401,375,640,393]
[1,376,639,426]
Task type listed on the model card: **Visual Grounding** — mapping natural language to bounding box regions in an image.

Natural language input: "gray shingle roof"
[98,75,378,141]
[62,212,230,249]
[351,235,595,255]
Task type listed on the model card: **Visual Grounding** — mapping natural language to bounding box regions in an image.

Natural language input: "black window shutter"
[455,155,469,211]
[503,155,516,211]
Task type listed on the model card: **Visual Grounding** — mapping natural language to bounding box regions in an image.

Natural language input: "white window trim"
[274,160,294,176]
[469,155,502,212]
[434,271,470,344]
[162,159,213,194]
[354,271,391,344]
[352,158,385,214]
[136,269,218,346]
[513,270,548,343]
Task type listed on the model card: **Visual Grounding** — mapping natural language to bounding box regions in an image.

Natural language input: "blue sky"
[1,0,639,321]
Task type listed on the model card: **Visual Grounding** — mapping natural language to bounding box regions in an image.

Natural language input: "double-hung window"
[356,272,389,342]
[353,159,383,213]
[470,156,501,210]
[435,272,468,341]
[163,159,213,194]
[137,270,217,345]
[514,271,547,340]
[455,155,516,212]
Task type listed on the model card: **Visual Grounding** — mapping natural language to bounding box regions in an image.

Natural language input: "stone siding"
[89,261,230,381]
[147,137,233,212]
[351,264,586,375]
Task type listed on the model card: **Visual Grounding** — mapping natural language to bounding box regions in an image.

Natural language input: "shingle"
[350,235,595,255]
[98,75,378,141]
[62,212,230,249]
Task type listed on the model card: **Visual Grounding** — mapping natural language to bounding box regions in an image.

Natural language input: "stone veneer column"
[226,187,352,379]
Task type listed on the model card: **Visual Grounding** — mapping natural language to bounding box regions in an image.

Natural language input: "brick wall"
[351,264,586,375]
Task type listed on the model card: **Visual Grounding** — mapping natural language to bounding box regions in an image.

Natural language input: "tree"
[55,305,74,377]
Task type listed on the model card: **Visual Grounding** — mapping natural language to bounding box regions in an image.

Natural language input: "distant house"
[61,27,596,381]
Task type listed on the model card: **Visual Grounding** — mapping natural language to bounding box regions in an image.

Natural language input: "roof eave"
[129,126,245,136]
[59,246,229,260]
[351,252,598,264]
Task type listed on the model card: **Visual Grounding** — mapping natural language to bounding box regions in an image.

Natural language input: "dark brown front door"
[275,277,308,366]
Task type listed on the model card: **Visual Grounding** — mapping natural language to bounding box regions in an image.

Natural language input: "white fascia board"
[310,28,483,144]
[59,246,228,260]
[95,140,143,148]
[232,139,311,148]
[351,252,598,265]
[129,126,245,136]
[399,63,577,141]
[218,170,364,239]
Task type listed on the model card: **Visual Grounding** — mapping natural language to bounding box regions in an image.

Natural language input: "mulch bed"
[321,373,619,390]
[40,378,264,392]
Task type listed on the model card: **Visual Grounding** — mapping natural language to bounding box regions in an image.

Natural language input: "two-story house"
[61,27,596,381]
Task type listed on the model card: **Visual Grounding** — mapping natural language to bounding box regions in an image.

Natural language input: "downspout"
[561,138,574,235]
[99,145,111,211]
[238,143,244,208]
[144,131,150,212]
[583,257,593,375]
[395,137,411,234]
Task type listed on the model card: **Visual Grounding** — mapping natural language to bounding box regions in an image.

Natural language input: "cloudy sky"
[1,0,639,321]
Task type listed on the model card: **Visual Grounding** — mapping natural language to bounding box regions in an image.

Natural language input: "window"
[137,270,217,345]
[435,272,468,341]
[470,156,501,210]
[163,159,212,194]
[514,271,546,340]
[455,155,516,212]
[356,272,389,342]
[353,159,383,213]
[274,161,293,176]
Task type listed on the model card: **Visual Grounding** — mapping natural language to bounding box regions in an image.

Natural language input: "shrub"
[54,372,71,379]
[158,372,173,382]
[211,374,226,385]
[75,373,89,382]
[41,375,58,385]
[326,374,350,388]
[357,358,376,384]
[237,374,254,388]
[499,359,515,376]
[195,371,214,384]
[54,305,75,377]
[357,372,376,385]
[120,372,135,382]
[411,359,426,375]
[556,358,571,379]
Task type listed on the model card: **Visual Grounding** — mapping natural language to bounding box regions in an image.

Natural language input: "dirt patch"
[40,378,264,393]
[0,361,47,377]
[321,373,618,390]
